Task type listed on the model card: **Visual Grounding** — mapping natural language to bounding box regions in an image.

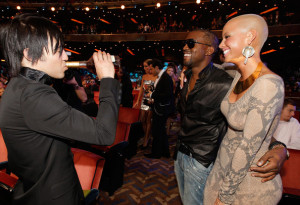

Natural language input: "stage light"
[196,0,201,4]
[85,7,90,11]
[157,3,161,8]
[16,6,21,10]
[121,5,125,10]
[51,7,55,11]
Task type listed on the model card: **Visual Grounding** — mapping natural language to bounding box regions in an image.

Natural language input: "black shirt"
[176,63,233,167]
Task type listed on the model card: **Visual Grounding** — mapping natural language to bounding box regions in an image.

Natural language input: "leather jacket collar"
[19,67,52,85]
[184,62,213,81]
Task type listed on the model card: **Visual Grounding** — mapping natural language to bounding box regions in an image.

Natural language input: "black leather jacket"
[176,63,233,167]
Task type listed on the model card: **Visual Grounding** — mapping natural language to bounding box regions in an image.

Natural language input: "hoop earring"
[242,46,255,65]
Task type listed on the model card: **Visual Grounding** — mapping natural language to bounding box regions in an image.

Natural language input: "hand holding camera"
[92,50,115,80]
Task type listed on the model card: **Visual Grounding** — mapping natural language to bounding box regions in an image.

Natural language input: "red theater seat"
[280,149,300,196]
[118,106,140,124]
[71,148,105,190]
[0,130,19,204]
[94,91,99,105]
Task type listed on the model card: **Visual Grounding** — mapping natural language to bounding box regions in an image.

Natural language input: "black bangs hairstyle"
[0,13,64,77]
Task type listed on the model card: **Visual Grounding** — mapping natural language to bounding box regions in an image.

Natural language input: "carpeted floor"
[98,123,182,205]
[97,122,300,205]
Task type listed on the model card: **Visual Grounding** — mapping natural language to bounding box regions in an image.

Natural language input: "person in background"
[144,59,174,159]
[166,62,178,93]
[133,59,157,149]
[116,66,133,108]
[53,69,88,113]
[274,98,300,150]
[0,13,119,205]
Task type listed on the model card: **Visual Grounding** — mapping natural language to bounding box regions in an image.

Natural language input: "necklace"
[233,62,263,94]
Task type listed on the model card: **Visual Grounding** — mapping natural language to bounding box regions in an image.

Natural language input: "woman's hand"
[93,50,115,80]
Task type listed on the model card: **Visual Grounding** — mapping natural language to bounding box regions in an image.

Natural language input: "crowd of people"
[0,11,298,205]
[61,9,297,35]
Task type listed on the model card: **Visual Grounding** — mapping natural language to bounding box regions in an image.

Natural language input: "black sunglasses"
[184,39,212,49]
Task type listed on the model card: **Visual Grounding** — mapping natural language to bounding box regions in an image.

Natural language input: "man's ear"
[205,46,215,56]
[23,48,32,62]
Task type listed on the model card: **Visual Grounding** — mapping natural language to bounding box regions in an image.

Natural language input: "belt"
[178,143,193,158]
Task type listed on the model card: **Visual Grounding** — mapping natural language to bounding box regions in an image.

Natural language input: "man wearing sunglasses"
[174,29,288,205]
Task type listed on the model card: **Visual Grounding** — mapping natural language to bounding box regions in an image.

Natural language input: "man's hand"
[214,198,225,205]
[250,147,287,182]
[93,50,115,80]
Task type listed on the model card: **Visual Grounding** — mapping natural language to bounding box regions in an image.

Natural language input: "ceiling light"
[157,3,161,8]
[196,0,201,4]
[51,7,55,11]
[121,5,125,10]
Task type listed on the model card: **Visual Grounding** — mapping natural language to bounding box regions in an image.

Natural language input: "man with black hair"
[144,59,174,159]
[0,13,119,205]
[274,98,300,150]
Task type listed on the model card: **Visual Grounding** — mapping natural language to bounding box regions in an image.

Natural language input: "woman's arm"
[133,75,145,108]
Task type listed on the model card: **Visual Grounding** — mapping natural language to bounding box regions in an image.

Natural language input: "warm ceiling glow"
[16,6,21,10]
[127,48,135,56]
[51,7,55,11]
[261,49,276,55]
[64,48,80,55]
[85,7,90,11]
[71,18,84,24]
[121,5,125,10]
[227,11,238,19]
[131,18,138,24]
[156,3,161,8]
[99,19,111,24]
[196,0,201,4]
[260,7,278,15]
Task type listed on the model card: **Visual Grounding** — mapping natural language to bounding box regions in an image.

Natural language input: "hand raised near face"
[92,50,115,80]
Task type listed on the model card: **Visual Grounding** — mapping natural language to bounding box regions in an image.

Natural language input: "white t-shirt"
[274,117,300,150]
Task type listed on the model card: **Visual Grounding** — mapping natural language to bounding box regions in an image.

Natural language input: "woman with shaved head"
[204,14,284,205]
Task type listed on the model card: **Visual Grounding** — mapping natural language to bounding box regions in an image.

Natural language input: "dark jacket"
[152,71,175,116]
[176,63,233,167]
[0,67,119,205]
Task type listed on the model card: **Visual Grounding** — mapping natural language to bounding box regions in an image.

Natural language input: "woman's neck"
[237,58,261,81]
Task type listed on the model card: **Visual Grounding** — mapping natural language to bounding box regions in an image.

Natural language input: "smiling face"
[183,31,211,68]
[219,20,248,65]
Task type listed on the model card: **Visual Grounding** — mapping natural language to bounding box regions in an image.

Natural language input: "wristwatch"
[269,141,290,160]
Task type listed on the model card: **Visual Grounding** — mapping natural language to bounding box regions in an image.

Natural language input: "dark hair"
[283,98,296,108]
[143,59,152,65]
[149,59,163,70]
[167,62,177,73]
[194,28,219,56]
[0,13,64,77]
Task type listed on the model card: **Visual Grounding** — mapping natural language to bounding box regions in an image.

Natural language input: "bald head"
[227,14,268,50]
